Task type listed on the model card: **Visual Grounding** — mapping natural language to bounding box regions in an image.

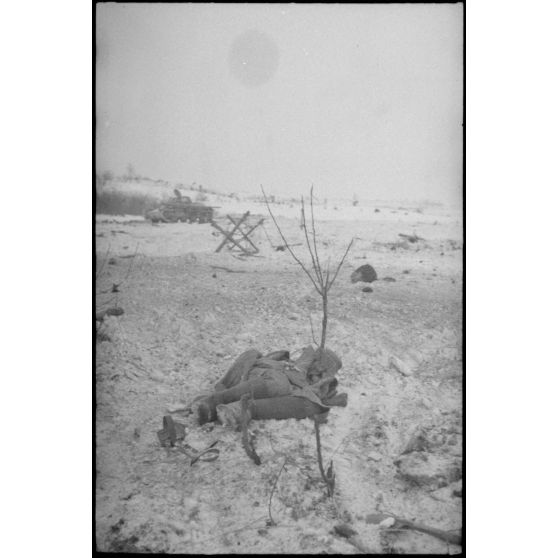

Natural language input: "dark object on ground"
[157,415,185,447]
[111,283,119,292]
[96,307,124,321]
[106,307,124,316]
[366,513,461,546]
[350,264,377,283]
[197,346,347,426]
[187,440,220,465]
[145,190,215,223]
[96,329,111,342]
[374,208,380,213]
[382,277,396,282]
[108,258,117,265]
[334,524,358,539]
[398,233,424,243]
[157,416,219,464]
[362,287,373,293]
[210,265,247,273]
[275,243,302,251]
[240,394,261,465]
[403,270,410,274]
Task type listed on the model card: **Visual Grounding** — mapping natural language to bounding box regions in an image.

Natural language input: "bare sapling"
[261,185,354,496]
[261,185,353,349]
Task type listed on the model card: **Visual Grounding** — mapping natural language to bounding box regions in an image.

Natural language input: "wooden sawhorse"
[211,211,264,255]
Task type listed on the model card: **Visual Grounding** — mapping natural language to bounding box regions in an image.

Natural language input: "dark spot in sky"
[228,29,279,87]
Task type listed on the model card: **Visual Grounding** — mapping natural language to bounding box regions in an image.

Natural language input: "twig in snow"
[267,457,287,527]
[314,416,335,497]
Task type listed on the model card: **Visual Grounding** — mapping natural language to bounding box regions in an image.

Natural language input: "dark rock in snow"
[334,524,358,539]
[395,452,462,489]
[350,264,377,283]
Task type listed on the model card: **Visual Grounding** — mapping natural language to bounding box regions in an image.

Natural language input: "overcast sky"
[96,3,463,203]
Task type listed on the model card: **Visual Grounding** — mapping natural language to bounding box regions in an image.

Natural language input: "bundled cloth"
[195,346,348,427]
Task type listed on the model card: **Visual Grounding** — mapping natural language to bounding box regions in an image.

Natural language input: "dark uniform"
[197,346,348,425]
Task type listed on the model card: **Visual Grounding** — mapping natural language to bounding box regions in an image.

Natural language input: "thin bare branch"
[309,185,323,285]
[326,237,354,292]
[268,457,287,526]
[300,195,323,289]
[309,314,318,346]
[314,417,334,497]
[261,186,322,295]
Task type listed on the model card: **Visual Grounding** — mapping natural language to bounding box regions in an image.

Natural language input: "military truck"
[145,190,215,223]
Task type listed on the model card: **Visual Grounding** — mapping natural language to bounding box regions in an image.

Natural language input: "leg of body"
[250,396,329,421]
[198,374,292,424]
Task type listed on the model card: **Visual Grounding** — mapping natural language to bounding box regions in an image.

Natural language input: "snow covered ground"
[95,193,462,553]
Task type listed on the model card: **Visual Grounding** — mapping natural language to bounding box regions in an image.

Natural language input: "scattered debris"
[332,524,372,553]
[389,355,413,376]
[379,516,396,528]
[96,307,124,322]
[350,264,377,283]
[333,524,358,538]
[400,426,429,455]
[365,513,461,545]
[188,440,220,465]
[157,416,220,464]
[395,452,462,489]
[209,265,247,273]
[157,415,185,447]
[96,328,111,343]
[398,233,424,243]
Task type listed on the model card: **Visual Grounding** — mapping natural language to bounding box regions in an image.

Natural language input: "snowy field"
[95,190,462,553]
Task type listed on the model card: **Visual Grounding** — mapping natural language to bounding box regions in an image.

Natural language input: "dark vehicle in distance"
[146,190,215,223]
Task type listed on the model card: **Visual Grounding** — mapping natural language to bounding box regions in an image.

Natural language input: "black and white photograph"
[95,2,463,553]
